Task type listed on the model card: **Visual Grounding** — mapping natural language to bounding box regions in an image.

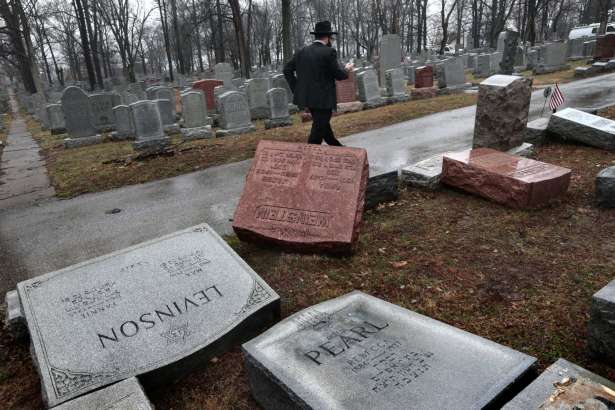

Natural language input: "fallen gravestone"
[53,377,153,410]
[441,148,571,208]
[402,143,535,189]
[243,291,536,410]
[548,108,615,150]
[588,277,615,366]
[17,224,280,407]
[233,140,368,253]
[502,358,615,409]
[595,167,615,208]
[474,75,532,151]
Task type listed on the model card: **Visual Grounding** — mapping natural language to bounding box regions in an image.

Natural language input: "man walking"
[283,21,353,146]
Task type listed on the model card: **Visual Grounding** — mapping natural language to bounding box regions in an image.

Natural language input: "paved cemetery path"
[1,73,615,294]
[0,90,55,210]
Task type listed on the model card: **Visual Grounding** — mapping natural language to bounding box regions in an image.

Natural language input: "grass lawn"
[27,92,477,198]
[1,137,615,409]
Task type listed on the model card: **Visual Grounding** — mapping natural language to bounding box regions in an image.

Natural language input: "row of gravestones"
[4,107,615,408]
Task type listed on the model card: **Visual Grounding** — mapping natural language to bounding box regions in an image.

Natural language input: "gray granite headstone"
[180,91,212,140]
[243,291,536,410]
[154,86,176,117]
[111,105,135,140]
[217,91,256,136]
[437,57,466,88]
[247,78,271,119]
[155,99,180,134]
[271,73,294,104]
[214,63,234,88]
[588,277,615,365]
[499,31,520,75]
[474,54,492,77]
[384,68,409,101]
[357,69,384,108]
[548,108,615,150]
[502,358,615,409]
[130,100,169,153]
[17,223,280,407]
[46,104,66,135]
[534,42,569,74]
[264,88,292,129]
[52,377,153,410]
[379,34,402,85]
[89,93,115,130]
[595,167,615,207]
[61,86,97,139]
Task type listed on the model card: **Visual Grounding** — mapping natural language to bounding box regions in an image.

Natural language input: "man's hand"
[345,63,354,71]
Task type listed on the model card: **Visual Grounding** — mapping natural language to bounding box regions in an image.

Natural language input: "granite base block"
[525,118,550,145]
[384,95,410,104]
[362,98,387,109]
[365,171,399,209]
[250,108,270,120]
[132,136,170,154]
[164,123,181,135]
[52,377,153,410]
[596,166,615,207]
[63,135,103,149]
[264,117,293,129]
[181,125,213,140]
[502,358,615,409]
[216,125,256,137]
[110,131,135,141]
[50,127,66,135]
[4,290,27,339]
[588,278,615,365]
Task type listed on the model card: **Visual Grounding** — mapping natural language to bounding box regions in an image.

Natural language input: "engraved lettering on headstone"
[61,282,121,319]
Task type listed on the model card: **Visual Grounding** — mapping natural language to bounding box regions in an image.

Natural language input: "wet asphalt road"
[1,73,614,294]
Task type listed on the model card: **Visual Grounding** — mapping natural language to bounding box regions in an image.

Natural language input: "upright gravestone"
[243,291,536,410]
[414,65,434,88]
[379,34,402,85]
[436,57,466,88]
[155,99,180,134]
[61,86,101,148]
[217,91,256,136]
[232,140,369,253]
[384,68,409,102]
[534,42,569,74]
[154,86,176,117]
[264,88,292,129]
[111,105,135,140]
[17,224,280,407]
[89,93,115,131]
[595,33,615,60]
[180,91,213,139]
[246,78,271,119]
[272,73,294,104]
[214,62,234,88]
[46,104,66,135]
[357,69,384,108]
[130,100,169,154]
[499,30,520,75]
[474,54,492,77]
[473,75,532,151]
[335,70,358,104]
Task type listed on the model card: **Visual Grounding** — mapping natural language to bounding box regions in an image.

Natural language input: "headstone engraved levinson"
[111,105,135,140]
[61,87,102,148]
[548,108,615,150]
[89,93,115,131]
[217,91,256,136]
[17,224,280,407]
[180,91,212,140]
[52,377,153,410]
[130,100,169,154]
[588,277,615,366]
[232,140,369,253]
[441,148,571,208]
[264,88,292,129]
[502,358,615,410]
[243,291,536,410]
[473,75,532,151]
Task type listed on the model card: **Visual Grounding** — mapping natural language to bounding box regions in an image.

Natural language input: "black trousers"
[308,108,343,146]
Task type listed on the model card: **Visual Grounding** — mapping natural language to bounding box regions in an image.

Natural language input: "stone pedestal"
[441,148,571,208]
[181,125,213,140]
[588,278,615,366]
[596,167,615,207]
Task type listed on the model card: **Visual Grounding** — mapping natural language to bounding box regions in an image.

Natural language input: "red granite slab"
[336,71,358,103]
[595,34,615,61]
[415,66,434,88]
[441,148,571,208]
[192,79,224,111]
[233,140,369,253]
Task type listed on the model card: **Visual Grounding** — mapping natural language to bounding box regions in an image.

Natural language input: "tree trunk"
[228,0,250,78]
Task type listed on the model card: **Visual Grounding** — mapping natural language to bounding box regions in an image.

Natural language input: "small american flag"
[549,82,565,111]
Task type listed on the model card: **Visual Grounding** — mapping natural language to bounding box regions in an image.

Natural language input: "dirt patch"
[1,141,614,409]
[26,93,477,198]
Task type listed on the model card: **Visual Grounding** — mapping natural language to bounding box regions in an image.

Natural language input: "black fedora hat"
[310,21,338,36]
